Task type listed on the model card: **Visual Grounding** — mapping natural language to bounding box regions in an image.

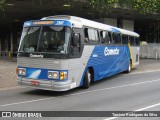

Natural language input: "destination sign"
[32,21,54,25]
[24,20,72,27]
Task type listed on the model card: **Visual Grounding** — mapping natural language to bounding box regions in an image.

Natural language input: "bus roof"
[42,15,139,37]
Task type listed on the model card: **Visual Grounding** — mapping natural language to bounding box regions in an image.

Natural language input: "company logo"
[2,112,42,118]
[30,54,43,58]
[55,21,64,25]
[104,47,119,56]
[2,112,11,117]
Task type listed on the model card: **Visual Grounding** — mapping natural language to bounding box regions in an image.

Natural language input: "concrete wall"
[140,44,160,59]
[123,20,134,31]
[94,18,117,27]
[103,18,117,27]
[94,18,134,32]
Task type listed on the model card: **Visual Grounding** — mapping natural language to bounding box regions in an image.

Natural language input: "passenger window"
[88,28,99,42]
[108,32,112,43]
[122,35,128,44]
[84,28,99,43]
[135,37,140,45]
[84,28,89,43]
[100,31,111,44]
[129,36,135,45]
[112,33,121,44]
[94,30,99,42]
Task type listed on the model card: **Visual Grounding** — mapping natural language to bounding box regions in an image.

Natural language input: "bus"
[16,15,140,91]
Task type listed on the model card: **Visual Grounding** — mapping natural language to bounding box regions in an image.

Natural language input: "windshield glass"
[19,27,40,52]
[19,26,71,54]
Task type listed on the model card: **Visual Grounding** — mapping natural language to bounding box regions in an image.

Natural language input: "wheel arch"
[88,66,94,83]
[80,66,94,87]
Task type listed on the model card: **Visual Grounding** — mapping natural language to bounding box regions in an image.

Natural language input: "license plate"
[31,80,40,86]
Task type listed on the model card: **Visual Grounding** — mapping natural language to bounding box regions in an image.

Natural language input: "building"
[0,0,160,58]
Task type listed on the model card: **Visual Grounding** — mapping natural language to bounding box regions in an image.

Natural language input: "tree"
[88,0,160,15]
[0,0,5,10]
[88,0,118,15]
[133,0,159,14]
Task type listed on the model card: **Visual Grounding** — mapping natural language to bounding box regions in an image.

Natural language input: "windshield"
[19,26,71,54]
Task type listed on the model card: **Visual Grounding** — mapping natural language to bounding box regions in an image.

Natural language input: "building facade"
[0,0,159,58]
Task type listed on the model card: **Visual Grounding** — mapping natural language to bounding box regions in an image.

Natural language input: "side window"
[88,28,99,42]
[94,30,99,42]
[135,37,140,45]
[70,28,82,57]
[108,32,112,43]
[122,35,128,44]
[129,36,135,45]
[117,34,121,44]
[100,31,111,44]
[84,28,89,43]
[100,31,104,42]
[73,28,81,53]
[112,33,121,44]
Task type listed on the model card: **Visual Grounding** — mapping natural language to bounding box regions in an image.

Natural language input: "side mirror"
[72,33,80,46]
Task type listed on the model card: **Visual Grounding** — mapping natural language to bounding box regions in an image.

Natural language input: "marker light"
[18,68,26,76]
[60,71,68,80]
[16,67,18,75]
[48,71,59,79]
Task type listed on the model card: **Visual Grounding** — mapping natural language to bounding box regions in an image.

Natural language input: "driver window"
[70,28,81,56]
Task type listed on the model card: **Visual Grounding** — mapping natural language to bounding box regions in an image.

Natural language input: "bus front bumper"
[17,77,77,91]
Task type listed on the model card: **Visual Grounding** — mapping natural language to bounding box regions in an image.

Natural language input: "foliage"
[88,0,160,14]
[0,0,5,10]
[133,0,159,14]
[88,0,118,15]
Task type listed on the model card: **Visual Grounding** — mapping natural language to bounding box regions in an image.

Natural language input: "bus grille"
[17,57,68,69]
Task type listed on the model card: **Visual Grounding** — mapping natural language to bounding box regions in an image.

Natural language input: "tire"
[125,61,132,73]
[83,69,91,89]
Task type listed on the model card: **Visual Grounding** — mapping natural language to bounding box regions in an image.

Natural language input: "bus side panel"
[68,46,95,87]
[82,45,130,82]
[130,46,140,68]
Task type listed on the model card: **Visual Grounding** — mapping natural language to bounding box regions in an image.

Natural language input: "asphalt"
[0,58,160,90]
[0,69,160,120]
[0,58,160,120]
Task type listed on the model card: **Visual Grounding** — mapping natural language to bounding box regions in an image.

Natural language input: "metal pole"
[10,24,13,59]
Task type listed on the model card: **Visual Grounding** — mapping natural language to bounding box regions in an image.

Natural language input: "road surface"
[0,71,160,120]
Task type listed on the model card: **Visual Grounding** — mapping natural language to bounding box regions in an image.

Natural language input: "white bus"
[16,15,140,91]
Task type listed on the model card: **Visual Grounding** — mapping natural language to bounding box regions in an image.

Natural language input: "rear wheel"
[83,69,91,89]
[126,61,132,73]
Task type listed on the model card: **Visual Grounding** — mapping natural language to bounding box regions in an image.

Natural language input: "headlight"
[18,68,26,76]
[60,71,68,80]
[48,70,68,80]
[48,71,59,79]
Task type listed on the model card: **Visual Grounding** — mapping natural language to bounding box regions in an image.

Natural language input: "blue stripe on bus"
[18,67,68,81]
[80,45,130,86]
[111,28,120,33]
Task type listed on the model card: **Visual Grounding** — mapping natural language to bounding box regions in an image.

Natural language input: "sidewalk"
[0,58,18,90]
[0,58,160,90]
[132,59,160,73]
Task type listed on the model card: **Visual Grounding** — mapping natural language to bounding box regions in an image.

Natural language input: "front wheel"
[82,69,91,89]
